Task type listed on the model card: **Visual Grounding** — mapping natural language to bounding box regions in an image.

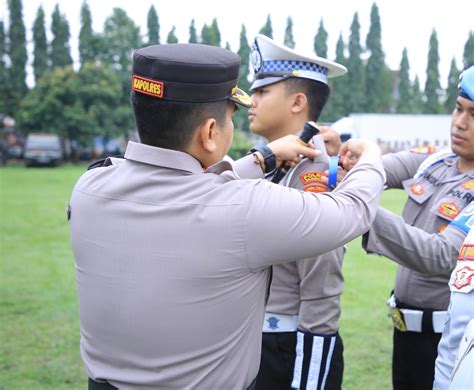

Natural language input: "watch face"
[251,41,262,73]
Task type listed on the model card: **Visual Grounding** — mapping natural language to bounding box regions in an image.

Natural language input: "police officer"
[361,65,474,389]
[69,43,386,389]
[434,203,474,389]
[248,35,347,390]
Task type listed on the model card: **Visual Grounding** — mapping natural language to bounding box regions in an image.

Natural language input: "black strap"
[422,309,435,334]
[87,155,124,170]
[88,378,117,390]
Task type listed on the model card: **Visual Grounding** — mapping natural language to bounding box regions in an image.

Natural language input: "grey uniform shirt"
[266,149,344,334]
[364,149,473,309]
[70,141,385,389]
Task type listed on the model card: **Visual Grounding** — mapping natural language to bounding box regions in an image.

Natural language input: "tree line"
[1,0,473,148]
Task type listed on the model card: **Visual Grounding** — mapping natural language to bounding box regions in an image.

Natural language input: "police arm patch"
[458,244,474,261]
[409,146,436,154]
[299,171,326,185]
[450,264,474,292]
[449,202,474,234]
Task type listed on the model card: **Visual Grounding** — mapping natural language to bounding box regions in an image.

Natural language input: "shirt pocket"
[402,177,435,225]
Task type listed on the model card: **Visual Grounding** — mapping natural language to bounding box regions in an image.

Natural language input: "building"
[331,114,451,153]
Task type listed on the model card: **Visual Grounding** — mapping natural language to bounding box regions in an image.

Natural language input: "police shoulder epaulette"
[409,145,437,154]
[87,155,124,170]
[414,149,456,179]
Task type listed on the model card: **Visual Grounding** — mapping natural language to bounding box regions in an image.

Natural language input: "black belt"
[89,377,256,389]
[88,378,117,390]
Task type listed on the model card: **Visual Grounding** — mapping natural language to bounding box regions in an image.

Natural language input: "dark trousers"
[392,329,442,390]
[256,331,344,390]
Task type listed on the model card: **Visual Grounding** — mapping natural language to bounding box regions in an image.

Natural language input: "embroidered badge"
[449,202,474,234]
[411,183,424,196]
[463,181,474,190]
[452,265,474,290]
[409,146,436,154]
[304,183,327,193]
[267,316,280,330]
[458,244,474,261]
[300,171,326,185]
[132,75,164,98]
[438,201,460,219]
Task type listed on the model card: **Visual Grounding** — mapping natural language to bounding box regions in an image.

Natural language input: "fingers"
[318,126,341,156]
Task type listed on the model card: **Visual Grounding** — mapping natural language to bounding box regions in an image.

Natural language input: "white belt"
[400,309,448,333]
[262,313,298,333]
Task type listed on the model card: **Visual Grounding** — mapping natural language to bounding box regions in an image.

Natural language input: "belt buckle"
[390,307,407,332]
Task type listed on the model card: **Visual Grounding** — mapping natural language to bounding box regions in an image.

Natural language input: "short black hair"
[284,78,330,121]
[131,91,230,151]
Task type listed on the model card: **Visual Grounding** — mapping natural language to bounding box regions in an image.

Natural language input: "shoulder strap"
[414,149,456,179]
[87,155,124,170]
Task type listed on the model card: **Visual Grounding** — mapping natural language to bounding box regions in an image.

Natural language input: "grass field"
[0,164,407,389]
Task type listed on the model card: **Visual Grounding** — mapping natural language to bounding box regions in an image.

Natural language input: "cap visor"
[230,87,251,108]
[250,76,285,91]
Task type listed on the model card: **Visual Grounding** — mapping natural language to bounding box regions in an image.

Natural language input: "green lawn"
[0,164,406,389]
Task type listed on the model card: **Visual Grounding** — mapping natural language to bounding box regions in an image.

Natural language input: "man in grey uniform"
[248,35,348,389]
[69,43,386,390]
[362,65,474,389]
[434,204,473,389]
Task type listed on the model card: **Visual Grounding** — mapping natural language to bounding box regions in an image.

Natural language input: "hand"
[339,139,381,170]
[267,135,320,168]
[318,126,341,156]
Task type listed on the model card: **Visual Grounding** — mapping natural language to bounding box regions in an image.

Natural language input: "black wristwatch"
[249,144,276,174]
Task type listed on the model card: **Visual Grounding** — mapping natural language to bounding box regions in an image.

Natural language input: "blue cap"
[459,66,474,101]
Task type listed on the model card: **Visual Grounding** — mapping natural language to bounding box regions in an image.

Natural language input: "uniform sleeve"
[219,154,264,180]
[244,154,386,270]
[383,150,429,189]
[362,206,467,275]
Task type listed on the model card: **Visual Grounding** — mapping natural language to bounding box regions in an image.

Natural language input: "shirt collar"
[124,141,204,173]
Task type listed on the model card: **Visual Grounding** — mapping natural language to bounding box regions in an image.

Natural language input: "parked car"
[23,133,63,167]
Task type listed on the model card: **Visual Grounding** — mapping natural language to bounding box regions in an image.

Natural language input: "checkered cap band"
[261,60,328,75]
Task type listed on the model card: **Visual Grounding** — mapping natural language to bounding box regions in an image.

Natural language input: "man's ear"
[291,92,308,114]
[196,117,218,153]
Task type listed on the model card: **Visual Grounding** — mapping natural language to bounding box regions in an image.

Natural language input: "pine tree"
[423,29,442,113]
[365,3,390,113]
[235,24,251,132]
[225,42,231,50]
[444,58,459,112]
[189,19,198,43]
[201,24,211,45]
[346,13,365,113]
[314,19,328,57]
[0,20,10,114]
[8,0,28,109]
[147,5,160,45]
[51,5,73,68]
[79,1,97,67]
[259,15,273,38]
[210,18,221,47]
[284,17,295,48]
[322,33,347,122]
[412,76,423,113]
[100,7,143,134]
[463,31,473,69]
[396,48,413,113]
[237,25,251,92]
[32,6,48,83]
[201,20,220,46]
[167,26,178,44]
